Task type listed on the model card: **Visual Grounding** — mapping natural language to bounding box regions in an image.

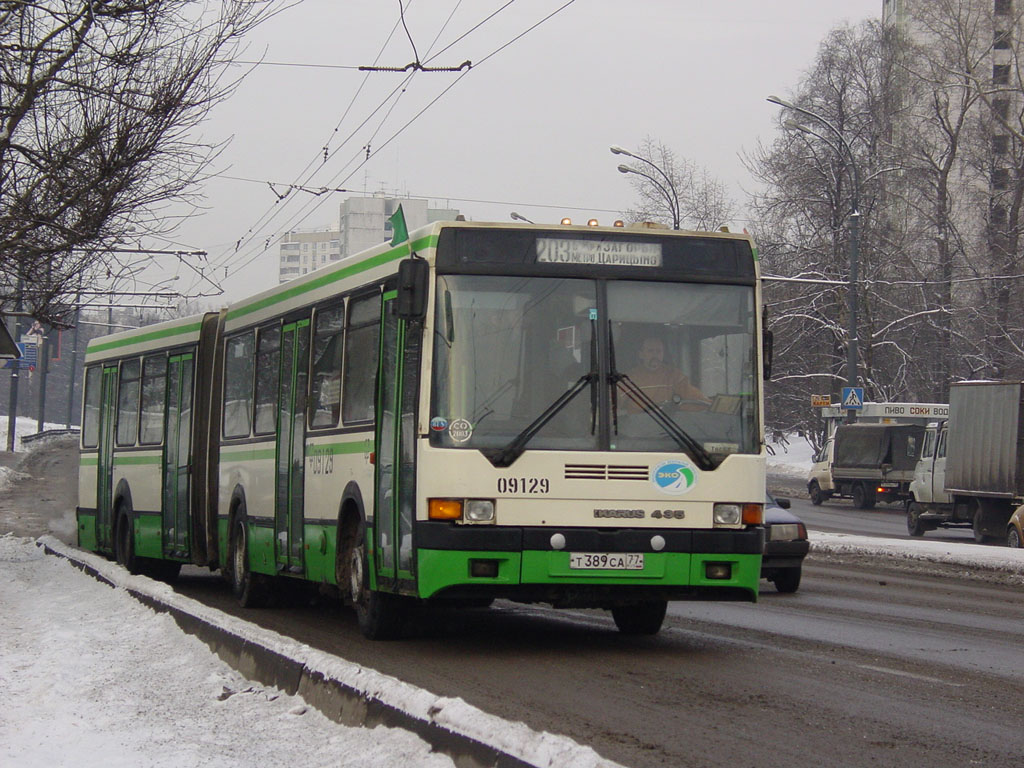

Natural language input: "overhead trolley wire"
[213,0,578,282]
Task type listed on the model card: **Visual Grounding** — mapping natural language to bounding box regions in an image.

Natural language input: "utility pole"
[6,278,24,451]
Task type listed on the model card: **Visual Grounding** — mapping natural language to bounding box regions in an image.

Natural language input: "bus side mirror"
[396,258,429,320]
[763,329,773,381]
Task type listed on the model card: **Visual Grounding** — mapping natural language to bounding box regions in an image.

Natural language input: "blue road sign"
[841,386,864,409]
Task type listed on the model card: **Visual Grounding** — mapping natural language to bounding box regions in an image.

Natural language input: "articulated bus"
[78,220,769,638]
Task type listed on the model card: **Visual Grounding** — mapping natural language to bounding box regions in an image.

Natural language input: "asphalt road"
[173,557,1024,768]
[777,492,985,543]
[6,447,1020,768]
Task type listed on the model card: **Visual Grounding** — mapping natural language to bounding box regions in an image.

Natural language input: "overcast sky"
[151,0,882,304]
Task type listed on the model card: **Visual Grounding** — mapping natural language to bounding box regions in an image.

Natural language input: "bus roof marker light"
[561,217,572,226]
[587,219,599,227]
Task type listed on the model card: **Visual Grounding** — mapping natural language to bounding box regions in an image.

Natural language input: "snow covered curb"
[810,531,1024,578]
[36,536,622,768]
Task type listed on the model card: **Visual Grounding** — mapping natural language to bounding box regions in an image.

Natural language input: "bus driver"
[625,336,709,412]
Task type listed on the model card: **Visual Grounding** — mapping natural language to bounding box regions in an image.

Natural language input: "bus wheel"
[349,527,406,640]
[611,600,667,635]
[115,506,141,575]
[231,512,266,608]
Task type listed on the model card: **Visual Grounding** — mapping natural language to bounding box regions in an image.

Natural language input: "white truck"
[907,381,1024,542]
[807,423,926,508]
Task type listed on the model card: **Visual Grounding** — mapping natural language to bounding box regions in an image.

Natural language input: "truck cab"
[807,439,834,505]
[909,422,950,506]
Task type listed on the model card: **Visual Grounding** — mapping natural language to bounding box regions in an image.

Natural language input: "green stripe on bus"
[225,234,438,322]
[80,456,98,466]
[87,321,204,354]
[112,454,162,465]
[220,447,276,461]
[313,439,373,455]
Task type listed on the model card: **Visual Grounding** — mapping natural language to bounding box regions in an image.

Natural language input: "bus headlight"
[464,499,496,524]
[713,503,741,526]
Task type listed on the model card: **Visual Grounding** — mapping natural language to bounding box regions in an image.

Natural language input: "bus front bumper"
[414,522,763,605]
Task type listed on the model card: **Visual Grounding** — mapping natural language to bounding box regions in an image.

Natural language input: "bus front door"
[95,365,118,551]
[374,294,419,591]
[163,353,193,558]
[275,319,309,572]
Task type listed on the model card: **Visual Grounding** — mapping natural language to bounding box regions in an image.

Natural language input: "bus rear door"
[275,318,309,572]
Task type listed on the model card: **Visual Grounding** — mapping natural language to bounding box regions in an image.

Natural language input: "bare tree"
[749,21,908,440]
[617,137,735,231]
[0,0,280,324]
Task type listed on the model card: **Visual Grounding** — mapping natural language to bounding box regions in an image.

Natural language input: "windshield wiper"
[483,372,597,468]
[608,325,714,470]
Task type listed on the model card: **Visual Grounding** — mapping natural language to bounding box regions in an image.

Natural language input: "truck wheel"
[907,502,927,537]
[809,481,824,506]
[852,484,875,510]
[972,506,993,544]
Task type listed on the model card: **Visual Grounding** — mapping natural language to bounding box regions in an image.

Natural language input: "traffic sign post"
[841,387,864,410]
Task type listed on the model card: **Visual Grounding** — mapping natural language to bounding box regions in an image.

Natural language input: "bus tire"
[349,523,405,640]
[114,504,141,575]
[231,511,267,608]
[611,600,667,635]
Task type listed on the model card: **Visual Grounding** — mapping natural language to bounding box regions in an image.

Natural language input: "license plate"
[569,552,644,570]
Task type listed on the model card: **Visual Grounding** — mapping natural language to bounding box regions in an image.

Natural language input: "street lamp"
[767,95,862,405]
[510,212,534,223]
[610,145,681,229]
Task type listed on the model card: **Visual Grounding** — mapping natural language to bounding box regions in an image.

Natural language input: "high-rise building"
[277,195,459,283]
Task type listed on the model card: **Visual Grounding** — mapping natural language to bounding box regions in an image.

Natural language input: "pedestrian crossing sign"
[842,387,864,409]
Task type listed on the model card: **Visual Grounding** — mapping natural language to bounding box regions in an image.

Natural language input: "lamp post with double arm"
[767,95,862,407]
[610,145,682,230]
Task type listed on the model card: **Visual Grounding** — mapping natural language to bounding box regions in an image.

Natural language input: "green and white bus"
[78,220,769,638]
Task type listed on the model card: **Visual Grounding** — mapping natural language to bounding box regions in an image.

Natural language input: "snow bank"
[811,531,1024,579]
[33,535,624,768]
[766,433,815,480]
[0,534,457,768]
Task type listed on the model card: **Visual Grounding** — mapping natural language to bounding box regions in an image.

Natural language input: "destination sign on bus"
[536,238,662,267]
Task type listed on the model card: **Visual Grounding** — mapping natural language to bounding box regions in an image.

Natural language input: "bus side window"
[139,355,167,445]
[116,358,141,447]
[342,293,381,424]
[937,429,946,459]
[82,366,101,449]
[310,302,345,429]
[223,331,255,438]
[253,325,281,435]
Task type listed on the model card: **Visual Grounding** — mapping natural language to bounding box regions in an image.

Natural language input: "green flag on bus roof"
[388,205,409,247]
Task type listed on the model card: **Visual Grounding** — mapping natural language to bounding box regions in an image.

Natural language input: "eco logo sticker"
[448,418,473,443]
[651,459,698,495]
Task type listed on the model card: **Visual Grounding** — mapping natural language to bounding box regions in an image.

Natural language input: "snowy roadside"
[1,534,623,768]
[0,534,459,768]
[810,531,1024,585]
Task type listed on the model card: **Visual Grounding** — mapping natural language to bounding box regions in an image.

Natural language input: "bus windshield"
[429,275,758,459]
